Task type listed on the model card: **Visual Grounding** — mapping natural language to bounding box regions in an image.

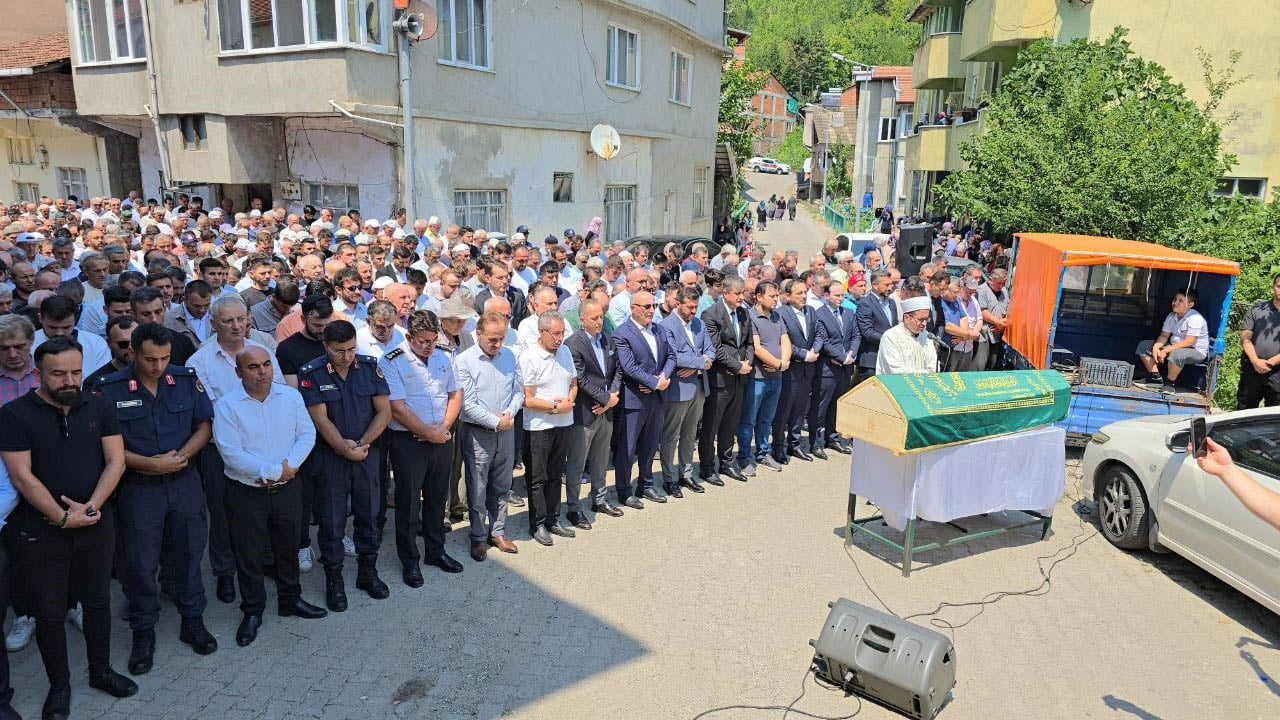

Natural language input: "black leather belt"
[123,472,180,486]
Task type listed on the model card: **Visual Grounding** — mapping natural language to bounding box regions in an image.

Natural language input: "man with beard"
[0,336,136,717]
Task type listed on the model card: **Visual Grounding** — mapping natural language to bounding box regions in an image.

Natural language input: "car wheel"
[1097,465,1150,550]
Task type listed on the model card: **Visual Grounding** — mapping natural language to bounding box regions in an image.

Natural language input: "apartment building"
[726,28,796,157]
[65,0,727,241]
[903,0,1280,216]
[850,67,914,213]
[1,21,141,204]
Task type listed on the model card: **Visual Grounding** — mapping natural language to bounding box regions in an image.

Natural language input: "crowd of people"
[0,188,1261,719]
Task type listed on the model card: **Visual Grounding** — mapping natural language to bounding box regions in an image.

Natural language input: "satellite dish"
[404,0,437,41]
[590,124,621,160]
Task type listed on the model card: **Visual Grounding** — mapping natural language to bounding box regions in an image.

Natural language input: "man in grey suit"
[562,298,624,528]
[658,287,714,497]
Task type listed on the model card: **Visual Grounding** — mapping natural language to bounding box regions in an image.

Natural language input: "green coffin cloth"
[838,370,1071,453]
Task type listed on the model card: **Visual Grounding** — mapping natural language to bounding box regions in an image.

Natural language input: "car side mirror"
[1166,430,1189,453]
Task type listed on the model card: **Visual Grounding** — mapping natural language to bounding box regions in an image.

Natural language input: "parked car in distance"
[747,157,790,174]
[1082,407,1280,615]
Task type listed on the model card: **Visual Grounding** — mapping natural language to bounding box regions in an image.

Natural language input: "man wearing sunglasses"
[85,316,137,390]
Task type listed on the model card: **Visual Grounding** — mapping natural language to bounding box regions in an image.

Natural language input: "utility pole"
[393,9,424,220]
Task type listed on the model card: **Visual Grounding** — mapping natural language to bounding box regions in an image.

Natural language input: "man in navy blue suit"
[658,287,714,497]
[611,290,676,508]
[810,280,860,457]
[855,270,898,381]
[774,278,825,464]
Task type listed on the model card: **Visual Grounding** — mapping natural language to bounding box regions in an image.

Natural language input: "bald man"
[383,283,416,327]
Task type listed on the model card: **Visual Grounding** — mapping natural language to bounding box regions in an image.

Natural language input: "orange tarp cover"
[1006,233,1240,369]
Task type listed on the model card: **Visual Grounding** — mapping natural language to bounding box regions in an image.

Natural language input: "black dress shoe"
[88,668,138,698]
[641,488,668,503]
[623,496,645,510]
[773,453,790,465]
[179,617,217,655]
[592,502,623,517]
[424,552,464,573]
[216,576,236,603]
[470,541,488,561]
[127,629,154,675]
[278,598,328,619]
[568,511,593,530]
[829,440,851,455]
[722,465,747,482]
[236,614,262,647]
[810,447,829,460]
[42,684,70,720]
[663,483,684,499]
[788,448,814,462]
[702,473,725,487]
[402,565,424,588]
[679,476,705,493]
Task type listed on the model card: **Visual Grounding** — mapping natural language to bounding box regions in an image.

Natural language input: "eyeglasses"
[113,340,131,349]
[631,303,656,310]
[541,329,566,336]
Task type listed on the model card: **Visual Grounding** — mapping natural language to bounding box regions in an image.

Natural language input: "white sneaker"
[342,535,356,557]
[298,547,314,573]
[66,604,84,633]
[5,615,34,652]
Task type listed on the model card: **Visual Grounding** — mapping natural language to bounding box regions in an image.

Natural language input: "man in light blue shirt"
[455,311,524,559]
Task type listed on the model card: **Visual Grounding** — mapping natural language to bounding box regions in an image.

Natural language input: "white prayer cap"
[901,296,932,314]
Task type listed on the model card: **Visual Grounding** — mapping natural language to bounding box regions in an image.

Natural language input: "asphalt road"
[739,169,832,262]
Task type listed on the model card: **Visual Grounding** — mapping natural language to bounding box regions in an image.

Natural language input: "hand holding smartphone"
[1190,416,1208,458]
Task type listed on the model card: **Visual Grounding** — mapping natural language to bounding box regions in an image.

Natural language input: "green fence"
[822,203,874,233]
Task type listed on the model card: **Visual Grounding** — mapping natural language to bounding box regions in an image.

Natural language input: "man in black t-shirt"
[274,293,335,570]
[0,336,137,716]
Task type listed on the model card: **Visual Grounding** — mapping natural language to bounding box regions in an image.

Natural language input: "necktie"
[832,306,843,336]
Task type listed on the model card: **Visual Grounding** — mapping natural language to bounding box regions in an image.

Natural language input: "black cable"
[691,666,862,720]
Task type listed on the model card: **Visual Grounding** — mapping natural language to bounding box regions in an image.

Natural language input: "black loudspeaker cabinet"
[896,224,934,277]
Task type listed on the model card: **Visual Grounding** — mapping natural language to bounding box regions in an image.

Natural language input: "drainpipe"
[392,13,420,220]
[139,0,173,194]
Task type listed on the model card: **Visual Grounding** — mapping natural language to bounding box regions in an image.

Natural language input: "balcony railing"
[959,0,1058,62]
[912,32,964,91]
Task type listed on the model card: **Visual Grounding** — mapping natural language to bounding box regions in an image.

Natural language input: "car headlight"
[1089,431,1111,445]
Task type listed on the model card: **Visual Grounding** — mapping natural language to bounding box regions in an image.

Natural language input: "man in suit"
[658,287,714,497]
[811,280,859,457]
[774,278,825,464]
[374,247,415,284]
[611,290,675,508]
[698,275,754,483]
[563,298,623,527]
[472,258,529,329]
[855,270,898,381]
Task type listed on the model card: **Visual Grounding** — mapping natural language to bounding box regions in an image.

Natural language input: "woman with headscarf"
[756,200,768,230]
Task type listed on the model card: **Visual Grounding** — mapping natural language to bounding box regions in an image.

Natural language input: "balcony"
[904,120,980,173]
[959,0,1059,62]
[912,33,965,91]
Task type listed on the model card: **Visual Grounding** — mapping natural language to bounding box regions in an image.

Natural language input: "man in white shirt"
[516,286,572,355]
[355,300,407,358]
[607,268,648,328]
[516,311,578,546]
[188,294,284,603]
[32,296,111,377]
[212,345,325,647]
[1137,290,1210,390]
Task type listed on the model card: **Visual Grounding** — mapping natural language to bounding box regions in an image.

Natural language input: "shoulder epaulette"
[384,347,405,361]
[355,354,378,365]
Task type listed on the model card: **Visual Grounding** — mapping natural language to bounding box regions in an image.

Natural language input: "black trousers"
[388,431,452,567]
[527,425,572,532]
[773,362,815,456]
[0,537,13,710]
[312,449,381,569]
[376,433,392,531]
[810,364,852,449]
[699,371,746,476]
[1236,365,1280,409]
[198,445,236,579]
[224,477,303,616]
[11,509,115,687]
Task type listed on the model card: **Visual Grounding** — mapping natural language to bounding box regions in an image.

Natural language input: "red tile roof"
[0,31,69,71]
[872,65,915,104]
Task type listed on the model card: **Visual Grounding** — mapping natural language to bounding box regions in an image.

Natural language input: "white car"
[748,157,790,174]
[1082,407,1280,614]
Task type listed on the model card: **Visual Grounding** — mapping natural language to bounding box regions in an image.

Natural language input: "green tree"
[933,29,1231,243]
[773,128,809,171]
[826,142,854,199]
[718,61,767,168]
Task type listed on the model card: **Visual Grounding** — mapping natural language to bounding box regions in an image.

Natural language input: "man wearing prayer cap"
[875,295,938,375]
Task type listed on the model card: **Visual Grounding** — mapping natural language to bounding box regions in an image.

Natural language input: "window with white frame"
[453,189,506,232]
[604,185,635,243]
[670,50,691,104]
[74,0,147,64]
[692,167,709,219]
[217,0,387,52]
[552,172,573,203]
[1215,177,1267,199]
[438,0,489,69]
[306,182,360,215]
[14,183,39,204]
[57,168,89,200]
[7,139,34,165]
[878,117,897,142]
[606,25,640,90]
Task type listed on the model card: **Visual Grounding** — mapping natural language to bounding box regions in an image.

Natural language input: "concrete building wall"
[0,117,108,201]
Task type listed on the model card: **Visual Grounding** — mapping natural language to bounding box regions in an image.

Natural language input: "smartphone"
[1190,416,1208,458]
